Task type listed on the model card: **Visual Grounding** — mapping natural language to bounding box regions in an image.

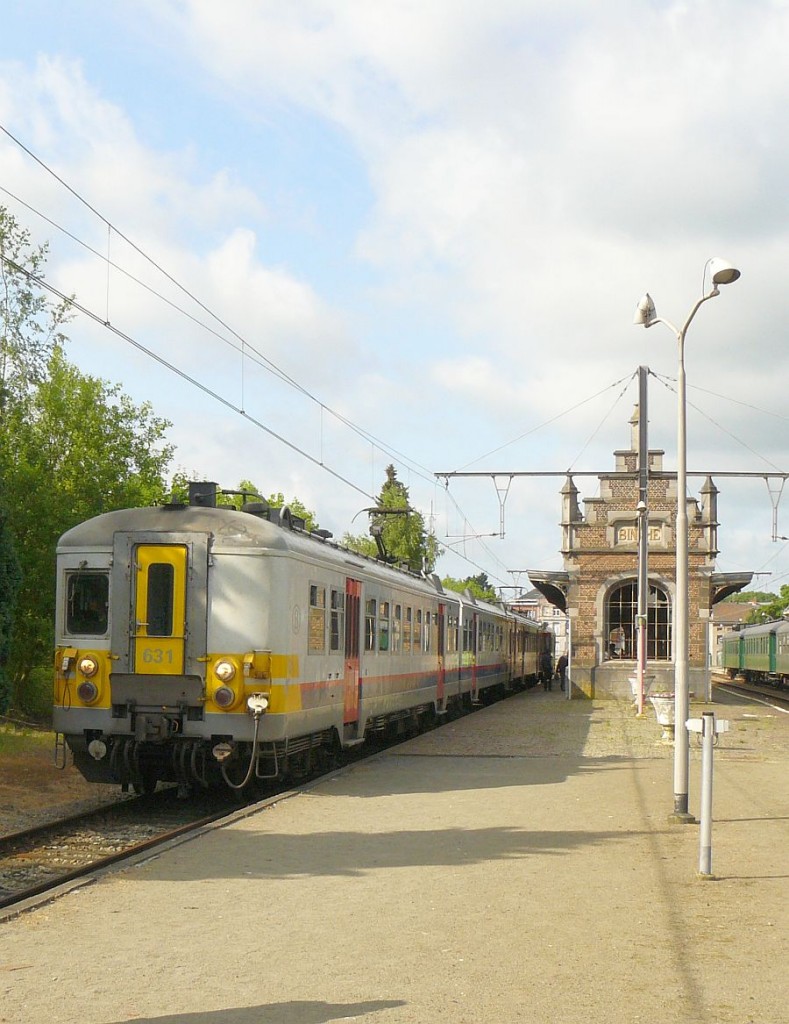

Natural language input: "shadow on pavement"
[107,1001,406,1024]
[145,821,652,881]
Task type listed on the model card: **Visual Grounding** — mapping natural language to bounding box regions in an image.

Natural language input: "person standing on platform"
[556,652,568,692]
[539,649,553,691]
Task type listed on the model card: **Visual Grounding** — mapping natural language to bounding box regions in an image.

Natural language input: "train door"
[471,612,479,701]
[132,544,188,674]
[344,578,362,729]
[437,602,446,709]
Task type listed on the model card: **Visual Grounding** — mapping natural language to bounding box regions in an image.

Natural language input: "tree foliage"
[343,464,439,573]
[724,590,775,604]
[0,207,174,713]
[441,572,498,603]
[0,504,22,714]
[1,208,70,414]
[744,585,789,623]
[167,474,320,531]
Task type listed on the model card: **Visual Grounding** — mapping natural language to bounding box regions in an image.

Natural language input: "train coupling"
[88,738,108,761]
[212,741,235,763]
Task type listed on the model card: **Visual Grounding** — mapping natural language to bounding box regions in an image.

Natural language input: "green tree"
[441,572,498,603]
[1,206,70,415]
[167,474,320,530]
[266,490,319,532]
[343,464,439,573]
[745,585,789,623]
[223,481,320,531]
[1,208,175,713]
[0,503,22,714]
[1,347,173,708]
[724,590,775,604]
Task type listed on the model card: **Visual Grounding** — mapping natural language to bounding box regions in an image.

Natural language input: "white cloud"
[3,1,789,589]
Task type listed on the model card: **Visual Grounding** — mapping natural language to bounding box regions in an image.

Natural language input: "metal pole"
[566,614,572,701]
[673,328,692,821]
[636,365,649,717]
[698,711,715,876]
[634,263,739,823]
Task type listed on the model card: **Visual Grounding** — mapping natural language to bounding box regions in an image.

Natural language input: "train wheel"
[132,772,158,796]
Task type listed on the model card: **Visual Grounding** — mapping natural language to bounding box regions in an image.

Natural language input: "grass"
[0,723,53,757]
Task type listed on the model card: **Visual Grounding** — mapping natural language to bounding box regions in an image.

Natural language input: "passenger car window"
[309,585,326,653]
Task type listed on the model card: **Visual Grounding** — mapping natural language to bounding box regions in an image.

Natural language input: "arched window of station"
[605,580,671,661]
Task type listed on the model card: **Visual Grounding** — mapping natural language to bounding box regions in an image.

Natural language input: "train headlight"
[78,655,99,678]
[214,659,236,683]
[213,685,237,708]
[77,680,99,704]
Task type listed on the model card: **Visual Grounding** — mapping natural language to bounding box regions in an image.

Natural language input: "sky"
[2,0,789,597]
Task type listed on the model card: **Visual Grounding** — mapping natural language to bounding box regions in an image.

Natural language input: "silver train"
[53,486,548,793]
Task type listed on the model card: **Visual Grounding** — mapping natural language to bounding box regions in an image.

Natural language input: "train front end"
[52,502,272,793]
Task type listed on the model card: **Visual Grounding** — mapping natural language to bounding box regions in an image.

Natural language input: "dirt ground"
[0,732,125,835]
[1,683,787,1024]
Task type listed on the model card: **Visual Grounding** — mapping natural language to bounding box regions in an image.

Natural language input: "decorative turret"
[561,474,582,554]
[700,476,719,558]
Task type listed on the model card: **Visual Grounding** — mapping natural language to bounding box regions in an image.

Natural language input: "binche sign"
[615,524,662,545]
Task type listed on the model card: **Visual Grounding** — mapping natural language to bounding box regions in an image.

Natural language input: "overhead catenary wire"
[0,123,438,485]
[566,371,637,473]
[1,240,513,581]
[0,123,546,584]
[652,371,786,473]
[7,123,784,589]
[688,380,789,423]
[0,180,438,490]
[0,253,376,503]
[457,373,635,471]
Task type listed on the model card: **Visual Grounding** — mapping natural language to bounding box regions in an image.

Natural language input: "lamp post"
[635,364,649,718]
[633,258,740,822]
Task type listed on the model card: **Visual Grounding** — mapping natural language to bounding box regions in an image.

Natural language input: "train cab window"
[392,605,402,653]
[66,571,109,636]
[330,589,344,652]
[365,598,377,652]
[309,585,326,653]
[379,601,390,652]
[424,611,431,652]
[146,563,175,636]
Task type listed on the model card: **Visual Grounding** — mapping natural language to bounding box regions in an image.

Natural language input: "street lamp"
[633,258,740,822]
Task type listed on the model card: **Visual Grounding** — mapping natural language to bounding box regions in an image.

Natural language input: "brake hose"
[220,705,264,790]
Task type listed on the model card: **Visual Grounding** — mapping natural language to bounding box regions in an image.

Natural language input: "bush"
[15,664,54,724]
[0,668,10,715]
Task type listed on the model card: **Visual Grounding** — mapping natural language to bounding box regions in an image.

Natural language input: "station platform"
[2,685,787,1024]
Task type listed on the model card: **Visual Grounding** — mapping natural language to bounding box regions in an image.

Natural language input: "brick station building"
[528,411,752,699]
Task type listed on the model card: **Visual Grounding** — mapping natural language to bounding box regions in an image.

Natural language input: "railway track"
[1,684,515,916]
[0,787,249,916]
[713,676,789,710]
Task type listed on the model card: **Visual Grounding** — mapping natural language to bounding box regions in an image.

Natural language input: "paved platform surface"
[1,684,787,1024]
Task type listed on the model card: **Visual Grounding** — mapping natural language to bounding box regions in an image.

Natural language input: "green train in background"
[721,618,789,688]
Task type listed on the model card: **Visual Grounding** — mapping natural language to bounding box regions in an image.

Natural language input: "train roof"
[59,504,292,551]
[58,504,424,585]
[58,503,538,626]
[731,618,785,636]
